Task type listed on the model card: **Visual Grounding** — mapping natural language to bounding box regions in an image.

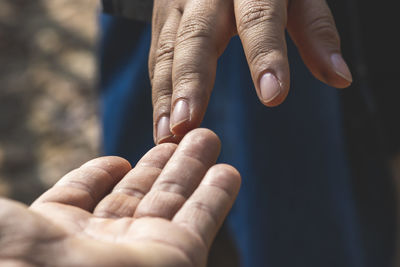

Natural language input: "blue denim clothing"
[98,14,382,267]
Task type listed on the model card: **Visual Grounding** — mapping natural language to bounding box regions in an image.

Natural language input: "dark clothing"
[102,0,153,22]
[98,1,399,266]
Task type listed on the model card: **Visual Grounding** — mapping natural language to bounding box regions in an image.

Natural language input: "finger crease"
[95,209,125,219]
[203,182,234,199]
[176,220,209,250]
[57,180,96,204]
[156,181,191,199]
[190,200,218,227]
[82,165,115,183]
[113,187,146,200]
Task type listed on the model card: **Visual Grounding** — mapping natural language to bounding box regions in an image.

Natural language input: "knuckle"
[247,42,275,67]
[173,58,208,86]
[176,15,212,46]
[151,57,173,106]
[157,180,190,199]
[114,187,146,200]
[152,59,173,83]
[172,69,212,103]
[237,2,280,34]
[152,89,172,109]
[173,69,201,89]
[155,39,175,67]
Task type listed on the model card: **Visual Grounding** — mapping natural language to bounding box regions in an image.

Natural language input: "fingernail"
[260,72,281,103]
[171,99,190,128]
[331,53,353,83]
[156,116,173,143]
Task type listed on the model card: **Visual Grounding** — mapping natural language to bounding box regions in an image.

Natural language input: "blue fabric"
[98,14,370,267]
[99,17,153,159]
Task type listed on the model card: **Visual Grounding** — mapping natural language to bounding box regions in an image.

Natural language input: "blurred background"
[0,0,99,204]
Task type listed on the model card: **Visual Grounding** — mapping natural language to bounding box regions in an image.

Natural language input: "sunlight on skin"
[0,129,241,267]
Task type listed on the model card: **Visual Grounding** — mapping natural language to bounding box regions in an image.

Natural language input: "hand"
[0,129,241,267]
[149,0,353,144]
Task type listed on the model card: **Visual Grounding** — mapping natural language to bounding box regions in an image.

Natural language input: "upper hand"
[0,129,241,267]
[150,0,353,144]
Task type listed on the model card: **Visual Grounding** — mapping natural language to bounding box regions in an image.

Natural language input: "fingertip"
[170,98,193,135]
[326,77,352,89]
[151,142,179,154]
[175,128,221,165]
[330,53,353,88]
[183,128,221,149]
[81,156,132,180]
[170,120,193,136]
[138,142,178,169]
[155,116,174,144]
[156,135,183,145]
[258,71,290,107]
[157,135,177,145]
[82,156,132,171]
[315,55,353,89]
[171,134,184,144]
[259,72,282,103]
[156,142,179,151]
[205,164,241,197]
[287,0,352,90]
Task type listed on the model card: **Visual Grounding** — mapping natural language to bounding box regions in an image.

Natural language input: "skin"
[0,129,241,267]
[149,0,353,144]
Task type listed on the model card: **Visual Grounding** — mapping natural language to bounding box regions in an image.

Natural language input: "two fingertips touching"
[170,99,192,135]
[155,111,192,145]
[155,98,195,144]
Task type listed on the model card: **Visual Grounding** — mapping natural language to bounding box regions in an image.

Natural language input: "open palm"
[0,129,241,267]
